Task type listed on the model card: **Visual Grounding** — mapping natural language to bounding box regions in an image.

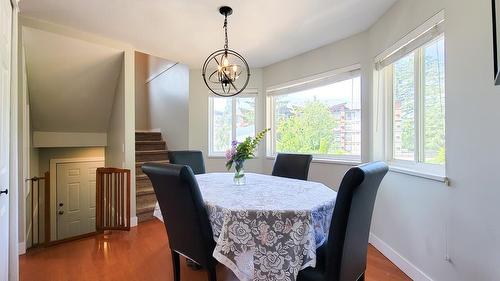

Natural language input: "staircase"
[135,131,168,222]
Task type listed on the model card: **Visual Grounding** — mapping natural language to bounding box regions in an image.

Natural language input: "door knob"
[58,210,64,215]
[0,189,7,195]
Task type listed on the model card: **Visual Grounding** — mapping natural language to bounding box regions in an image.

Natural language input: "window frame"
[208,91,259,157]
[266,66,363,163]
[383,34,446,177]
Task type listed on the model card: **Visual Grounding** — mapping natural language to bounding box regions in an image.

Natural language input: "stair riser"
[136,142,166,151]
[135,133,162,141]
[136,166,145,176]
[137,177,152,188]
[137,212,155,222]
[136,193,158,207]
[136,152,168,162]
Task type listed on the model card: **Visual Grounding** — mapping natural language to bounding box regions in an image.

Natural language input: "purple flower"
[225,149,232,161]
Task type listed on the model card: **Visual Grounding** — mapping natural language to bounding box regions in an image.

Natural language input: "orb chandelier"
[202,6,250,97]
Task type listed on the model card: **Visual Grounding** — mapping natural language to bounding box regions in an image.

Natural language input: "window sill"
[208,155,262,160]
[389,165,448,184]
[266,156,361,166]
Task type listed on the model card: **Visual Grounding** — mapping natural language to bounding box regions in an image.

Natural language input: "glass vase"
[233,160,246,185]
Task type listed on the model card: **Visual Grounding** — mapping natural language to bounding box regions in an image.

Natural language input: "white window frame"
[208,90,259,157]
[266,65,362,163]
[376,10,447,181]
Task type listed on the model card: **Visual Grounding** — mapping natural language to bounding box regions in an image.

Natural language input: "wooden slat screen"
[96,168,131,231]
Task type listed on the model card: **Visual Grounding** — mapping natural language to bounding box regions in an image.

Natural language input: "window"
[209,94,257,155]
[267,68,361,162]
[377,14,445,177]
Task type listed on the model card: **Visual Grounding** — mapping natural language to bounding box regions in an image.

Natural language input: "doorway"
[52,158,104,240]
[0,0,12,278]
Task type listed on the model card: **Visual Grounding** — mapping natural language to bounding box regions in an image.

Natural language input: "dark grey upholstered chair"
[141,163,216,281]
[297,161,389,281]
[271,153,313,180]
[168,150,206,175]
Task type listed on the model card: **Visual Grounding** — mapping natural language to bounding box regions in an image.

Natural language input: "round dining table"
[154,172,337,281]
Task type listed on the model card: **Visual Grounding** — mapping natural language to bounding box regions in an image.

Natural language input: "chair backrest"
[141,163,215,266]
[325,162,388,281]
[168,150,206,175]
[271,153,313,180]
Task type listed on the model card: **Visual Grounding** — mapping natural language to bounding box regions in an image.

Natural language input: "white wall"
[106,58,126,168]
[106,50,136,223]
[135,52,189,150]
[258,0,500,280]
[135,52,150,130]
[189,68,266,173]
[148,63,189,150]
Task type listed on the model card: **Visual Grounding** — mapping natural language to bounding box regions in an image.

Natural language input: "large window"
[209,95,257,155]
[268,70,362,162]
[378,19,445,176]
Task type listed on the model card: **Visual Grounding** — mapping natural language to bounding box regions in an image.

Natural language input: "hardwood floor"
[20,219,411,281]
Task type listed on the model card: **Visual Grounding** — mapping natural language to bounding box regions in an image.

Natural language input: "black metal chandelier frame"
[202,6,251,97]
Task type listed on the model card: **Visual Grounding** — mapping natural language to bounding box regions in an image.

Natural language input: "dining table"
[153,172,337,281]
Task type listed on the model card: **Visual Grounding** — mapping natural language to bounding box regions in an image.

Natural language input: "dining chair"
[297,161,389,281]
[271,153,313,180]
[168,150,206,175]
[142,163,217,281]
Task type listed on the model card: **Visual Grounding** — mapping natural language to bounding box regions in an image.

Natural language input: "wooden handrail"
[96,168,131,231]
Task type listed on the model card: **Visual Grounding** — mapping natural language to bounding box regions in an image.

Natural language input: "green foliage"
[276,100,336,155]
[225,128,270,171]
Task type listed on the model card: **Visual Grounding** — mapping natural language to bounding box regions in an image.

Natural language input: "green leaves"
[226,128,270,170]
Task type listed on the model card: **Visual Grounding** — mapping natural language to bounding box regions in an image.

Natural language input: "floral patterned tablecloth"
[154,172,336,281]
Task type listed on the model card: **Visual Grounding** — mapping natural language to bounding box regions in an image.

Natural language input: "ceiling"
[19,0,397,68]
[23,27,123,132]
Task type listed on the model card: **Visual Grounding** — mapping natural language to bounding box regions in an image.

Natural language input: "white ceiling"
[19,0,397,68]
[23,27,123,132]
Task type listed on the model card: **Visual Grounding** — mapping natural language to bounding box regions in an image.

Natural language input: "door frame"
[9,1,20,280]
[49,157,104,241]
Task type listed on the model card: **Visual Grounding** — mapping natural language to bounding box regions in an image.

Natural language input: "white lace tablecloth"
[154,172,336,281]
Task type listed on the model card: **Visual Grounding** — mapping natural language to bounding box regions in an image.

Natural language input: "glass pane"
[212,97,232,152]
[273,76,361,157]
[393,53,416,161]
[423,37,445,164]
[236,97,256,142]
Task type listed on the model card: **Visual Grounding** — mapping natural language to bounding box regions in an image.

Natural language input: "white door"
[0,0,12,279]
[56,161,103,240]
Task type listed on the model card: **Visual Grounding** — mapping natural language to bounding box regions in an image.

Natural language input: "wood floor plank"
[20,219,411,281]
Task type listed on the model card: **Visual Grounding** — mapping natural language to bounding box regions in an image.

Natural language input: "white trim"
[49,157,105,241]
[18,242,25,255]
[9,2,20,280]
[389,165,448,184]
[135,128,161,133]
[130,216,138,227]
[369,233,434,281]
[208,91,259,157]
[375,10,445,64]
[33,131,107,148]
[266,64,361,94]
[265,156,359,166]
[266,67,362,161]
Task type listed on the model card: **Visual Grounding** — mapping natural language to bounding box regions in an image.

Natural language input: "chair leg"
[358,272,365,281]
[207,264,217,281]
[171,251,180,281]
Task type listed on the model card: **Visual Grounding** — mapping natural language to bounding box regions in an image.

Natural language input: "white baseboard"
[130,216,138,227]
[18,242,26,255]
[369,232,433,281]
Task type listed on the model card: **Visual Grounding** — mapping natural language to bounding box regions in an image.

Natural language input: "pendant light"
[202,6,250,97]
